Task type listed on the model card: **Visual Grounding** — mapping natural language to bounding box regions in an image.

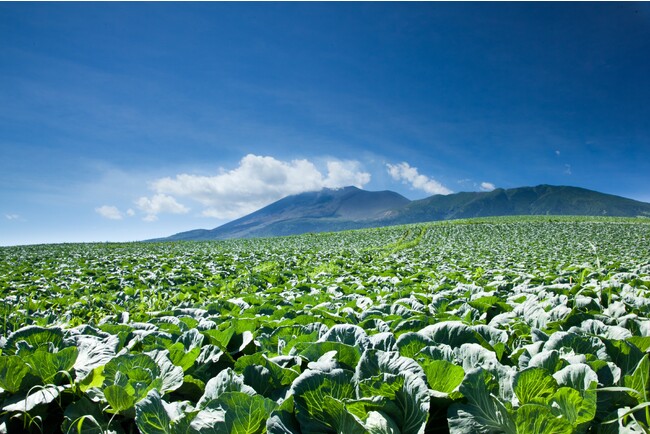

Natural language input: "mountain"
[158,185,650,241]
[162,186,410,241]
[383,184,650,224]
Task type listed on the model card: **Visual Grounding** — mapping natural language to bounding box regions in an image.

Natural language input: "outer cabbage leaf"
[419,358,464,397]
[623,354,650,402]
[145,349,185,394]
[135,389,195,434]
[91,353,164,415]
[359,372,429,434]
[296,341,361,371]
[167,342,201,372]
[395,332,434,359]
[23,346,78,385]
[234,352,299,400]
[545,332,609,361]
[72,334,119,381]
[355,350,429,434]
[417,344,455,363]
[514,404,573,434]
[197,368,256,409]
[447,368,516,434]
[550,386,597,428]
[291,368,357,434]
[452,343,500,372]
[209,391,278,434]
[418,321,480,348]
[355,349,425,380]
[202,327,255,355]
[191,344,236,383]
[590,359,621,387]
[552,363,599,393]
[63,396,125,434]
[368,332,397,352]
[263,323,328,355]
[188,408,228,434]
[364,410,401,434]
[318,324,371,352]
[627,336,650,353]
[513,367,558,405]
[177,328,204,351]
[266,396,301,434]
[104,384,136,413]
[2,384,68,413]
[318,395,367,434]
[604,339,645,378]
[0,355,31,393]
[472,324,508,347]
[526,349,563,373]
[3,326,65,355]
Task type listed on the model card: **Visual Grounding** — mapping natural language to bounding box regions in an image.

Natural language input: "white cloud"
[555,150,561,156]
[480,182,496,191]
[135,194,189,222]
[386,162,452,195]
[323,160,371,189]
[564,164,572,175]
[5,213,20,221]
[126,208,135,217]
[149,154,371,219]
[95,205,123,220]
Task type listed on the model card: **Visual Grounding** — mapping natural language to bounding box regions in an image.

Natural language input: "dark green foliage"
[0,217,649,432]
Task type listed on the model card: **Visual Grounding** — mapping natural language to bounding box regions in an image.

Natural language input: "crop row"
[0,217,649,433]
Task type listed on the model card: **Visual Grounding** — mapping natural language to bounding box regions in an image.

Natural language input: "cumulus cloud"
[322,160,371,189]
[95,205,123,220]
[386,162,452,195]
[135,194,189,222]
[480,182,496,191]
[148,154,371,219]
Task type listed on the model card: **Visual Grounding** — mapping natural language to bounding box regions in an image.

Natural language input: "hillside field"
[1,216,650,433]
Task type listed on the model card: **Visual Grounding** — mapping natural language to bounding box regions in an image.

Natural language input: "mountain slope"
[383,185,650,224]
[164,186,410,241]
[159,185,650,241]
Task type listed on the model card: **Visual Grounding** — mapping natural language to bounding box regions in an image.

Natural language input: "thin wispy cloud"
[4,214,20,221]
[139,154,371,220]
[386,162,452,195]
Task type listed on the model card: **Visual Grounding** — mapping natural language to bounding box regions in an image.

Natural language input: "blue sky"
[2,2,649,245]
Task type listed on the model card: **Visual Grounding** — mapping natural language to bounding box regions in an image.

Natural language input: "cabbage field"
[1,216,649,433]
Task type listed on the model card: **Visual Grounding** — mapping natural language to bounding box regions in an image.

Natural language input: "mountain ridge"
[157,185,650,241]
[160,186,410,241]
